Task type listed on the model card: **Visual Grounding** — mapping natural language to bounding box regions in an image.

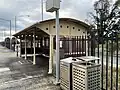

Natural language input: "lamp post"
[15,15,30,57]
[0,18,11,50]
[46,0,60,84]
[55,10,60,84]
[41,0,43,21]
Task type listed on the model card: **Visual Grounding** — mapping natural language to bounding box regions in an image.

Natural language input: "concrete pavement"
[0,45,60,90]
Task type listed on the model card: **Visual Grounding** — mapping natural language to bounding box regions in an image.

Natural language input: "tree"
[89,0,120,88]
[88,0,120,40]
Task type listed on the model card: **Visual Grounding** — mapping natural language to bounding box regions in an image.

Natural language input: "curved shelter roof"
[13,18,90,37]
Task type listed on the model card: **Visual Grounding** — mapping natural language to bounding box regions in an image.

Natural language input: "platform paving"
[0,45,60,90]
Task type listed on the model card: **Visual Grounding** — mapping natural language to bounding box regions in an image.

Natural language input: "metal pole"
[41,0,43,21]
[55,10,60,84]
[15,16,17,33]
[10,20,12,50]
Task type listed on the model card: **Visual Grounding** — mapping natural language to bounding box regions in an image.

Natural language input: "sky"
[0,0,97,41]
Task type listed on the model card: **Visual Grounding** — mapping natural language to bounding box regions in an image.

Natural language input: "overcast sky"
[0,0,97,41]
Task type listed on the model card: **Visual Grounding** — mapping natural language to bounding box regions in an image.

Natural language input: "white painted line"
[0,67,10,72]
[1,74,44,85]
[18,61,23,64]
[21,54,41,57]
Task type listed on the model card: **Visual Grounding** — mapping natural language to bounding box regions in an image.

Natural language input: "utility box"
[46,0,60,12]
[72,56,101,90]
[60,57,83,90]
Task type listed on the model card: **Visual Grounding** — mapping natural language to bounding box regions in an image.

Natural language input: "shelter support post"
[48,35,54,74]
[86,36,88,56]
[25,35,27,60]
[33,32,36,65]
[20,38,22,57]
[31,34,33,55]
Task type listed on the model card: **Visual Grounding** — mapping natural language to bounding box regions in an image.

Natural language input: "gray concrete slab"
[0,45,61,90]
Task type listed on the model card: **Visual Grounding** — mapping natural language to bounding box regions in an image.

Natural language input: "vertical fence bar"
[81,36,83,56]
[66,37,68,56]
[91,35,95,56]
[98,36,100,58]
[85,36,86,56]
[91,36,92,56]
[88,36,90,56]
[74,36,76,57]
[83,36,84,56]
[106,37,109,90]
[62,37,65,57]
[111,34,113,90]
[79,36,80,56]
[78,36,80,56]
[31,34,33,54]
[72,37,74,57]
[77,36,78,57]
[76,36,77,57]
[79,36,81,56]
[116,34,118,90]
[82,36,84,56]
[45,37,47,48]
[97,36,100,63]
[48,37,50,49]
[68,37,69,56]
[64,38,68,57]
[101,35,104,90]
[44,37,46,48]
[40,37,42,48]
[69,37,71,56]
[71,37,73,57]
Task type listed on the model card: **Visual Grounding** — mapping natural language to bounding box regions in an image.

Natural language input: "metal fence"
[96,34,120,90]
[60,35,120,90]
[60,36,87,58]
